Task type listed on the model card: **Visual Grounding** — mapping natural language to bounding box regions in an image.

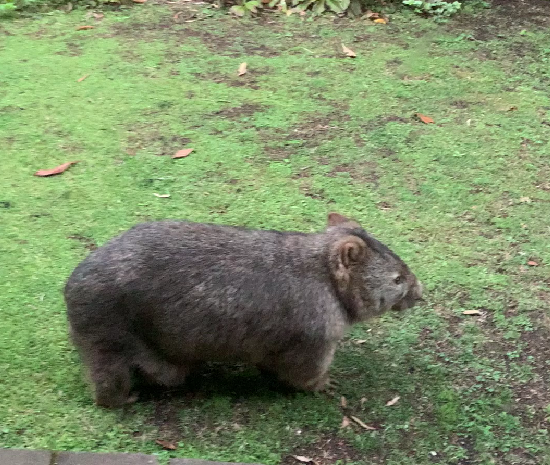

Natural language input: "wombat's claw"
[321,379,339,395]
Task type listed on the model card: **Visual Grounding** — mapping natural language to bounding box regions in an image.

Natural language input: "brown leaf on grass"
[341,44,356,58]
[76,25,94,30]
[34,161,79,177]
[386,396,400,406]
[527,260,539,266]
[341,416,351,428]
[292,455,314,463]
[350,415,377,430]
[416,113,434,124]
[374,18,387,24]
[464,309,483,316]
[238,62,247,76]
[172,148,194,159]
[93,12,104,20]
[155,439,177,450]
[77,74,89,82]
[340,396,347,408]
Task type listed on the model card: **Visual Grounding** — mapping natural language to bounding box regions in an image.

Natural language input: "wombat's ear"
[327,212,361,228]
[330,235,368,275]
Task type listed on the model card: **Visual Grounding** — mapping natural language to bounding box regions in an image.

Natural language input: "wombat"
[65,212,423,408]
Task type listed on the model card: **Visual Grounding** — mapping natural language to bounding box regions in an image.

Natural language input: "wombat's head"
[326,212,423,322]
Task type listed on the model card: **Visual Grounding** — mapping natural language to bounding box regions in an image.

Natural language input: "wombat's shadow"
[135,363,299,404]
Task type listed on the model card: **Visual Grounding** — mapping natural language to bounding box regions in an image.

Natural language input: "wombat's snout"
[392,279,423,312]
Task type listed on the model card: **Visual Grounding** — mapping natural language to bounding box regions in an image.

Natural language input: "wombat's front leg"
[268,344,337,393]
[89,353,134,408]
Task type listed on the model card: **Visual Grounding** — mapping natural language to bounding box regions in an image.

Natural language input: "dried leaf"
[519,196,532,203]
[93,12,104,20]
[34,161,79,177]
[386,396,400,406]
[527,260,539,266]
[360,397,367,405]
[292,456,313,463]
[76,25,94,30]
[238,62,247,76]
[416,113,434,124]
[341,416,351,428]
[77,74,89,82]
[155,439,177,450]
[508,106,518,111]
[133,0,147,3]
[340,396,347,408]
[463,309,483,316]
[354,339,367,345]
[172,148,194,159]
[350,415,376,430]
[341,44,356,58]
[153,193,170,198]
[373,18,387,24]
[364,10,379,18]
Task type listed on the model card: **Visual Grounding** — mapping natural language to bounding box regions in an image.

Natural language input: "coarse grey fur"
[65,213,423,408]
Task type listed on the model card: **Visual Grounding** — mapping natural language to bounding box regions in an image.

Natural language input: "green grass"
[1,5,550,465]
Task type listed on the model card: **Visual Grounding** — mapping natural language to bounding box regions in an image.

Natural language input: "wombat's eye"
[394,276,403,284]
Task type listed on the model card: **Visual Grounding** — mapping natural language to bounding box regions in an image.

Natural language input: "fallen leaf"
[519,196,532,203]
[364,10,379,18]
[172,148,194,159]
[155,439,177,450]
[527,261,539,266]
[153,193,170,198]
[93,12,104,20]
[341,416,351,428]
[76,25,94,30]
[34,161,79,177]
[360,397,367,406]
[416,113,434,124]
[354,339,367,345]
[238,62,247,76]
[508,106,518,111]
[373,18,387,24]
[340,396,347,408]
[77,74,89,82]
[386,396,400,406]
[350,415,376,430]
[133,0,147,3]
[292,456,313,463]
[463,310,481,315]
[341,44,356,58]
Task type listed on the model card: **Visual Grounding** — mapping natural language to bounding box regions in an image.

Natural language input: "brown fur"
[65,213,423,407]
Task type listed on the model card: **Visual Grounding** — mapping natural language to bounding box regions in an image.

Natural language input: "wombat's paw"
[126,391,140,405]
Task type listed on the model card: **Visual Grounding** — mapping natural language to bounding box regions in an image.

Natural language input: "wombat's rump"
[65,213,422,407]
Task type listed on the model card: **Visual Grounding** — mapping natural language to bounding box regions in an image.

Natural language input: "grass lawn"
[1,2,550,464]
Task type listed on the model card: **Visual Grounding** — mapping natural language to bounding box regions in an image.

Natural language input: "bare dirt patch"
[450,0,550,41]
